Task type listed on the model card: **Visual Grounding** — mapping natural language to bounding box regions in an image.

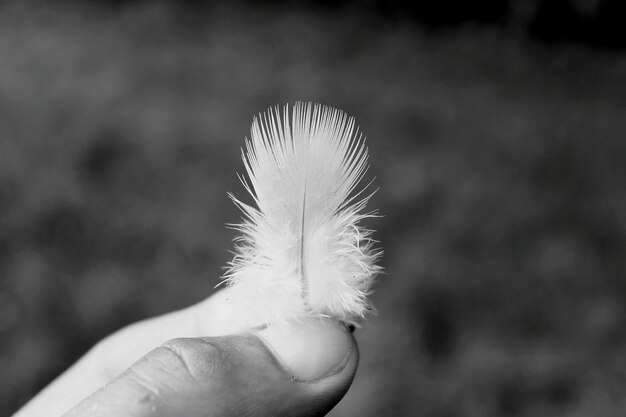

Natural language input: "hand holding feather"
[12,103,376,417]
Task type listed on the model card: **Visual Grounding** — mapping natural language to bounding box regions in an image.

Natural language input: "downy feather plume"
[224,102,381,326]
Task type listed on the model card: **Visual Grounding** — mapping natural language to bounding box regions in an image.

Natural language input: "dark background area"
[1,0,625,415]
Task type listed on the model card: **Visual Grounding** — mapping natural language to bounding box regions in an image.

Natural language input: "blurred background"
[1,0,625,415]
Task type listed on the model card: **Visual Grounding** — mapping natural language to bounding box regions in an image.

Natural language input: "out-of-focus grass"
[1,2,625,416]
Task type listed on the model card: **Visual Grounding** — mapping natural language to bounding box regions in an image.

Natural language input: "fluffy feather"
[224,102,381,326]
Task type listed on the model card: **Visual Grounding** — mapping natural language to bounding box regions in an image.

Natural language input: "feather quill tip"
[222,102,382,327]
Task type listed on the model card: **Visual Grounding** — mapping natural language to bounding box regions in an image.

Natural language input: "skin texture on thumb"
[63,319,358,417]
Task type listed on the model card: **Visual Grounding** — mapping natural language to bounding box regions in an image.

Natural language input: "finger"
[95,286,256,379]
[64,318,358,417]
[13,288,258,417]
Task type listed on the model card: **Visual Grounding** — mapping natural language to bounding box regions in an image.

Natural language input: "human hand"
[13,289,358,417]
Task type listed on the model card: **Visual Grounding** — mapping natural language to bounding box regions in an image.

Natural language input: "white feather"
[224,102,381,326]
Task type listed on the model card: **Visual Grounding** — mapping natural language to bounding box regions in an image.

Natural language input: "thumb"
[63,318,358,417]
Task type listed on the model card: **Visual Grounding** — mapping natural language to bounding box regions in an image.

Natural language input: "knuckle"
[160,338,224,383]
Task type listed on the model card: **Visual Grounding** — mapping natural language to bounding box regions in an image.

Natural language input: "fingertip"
[252,318,359,416]
[256,318,358,382]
